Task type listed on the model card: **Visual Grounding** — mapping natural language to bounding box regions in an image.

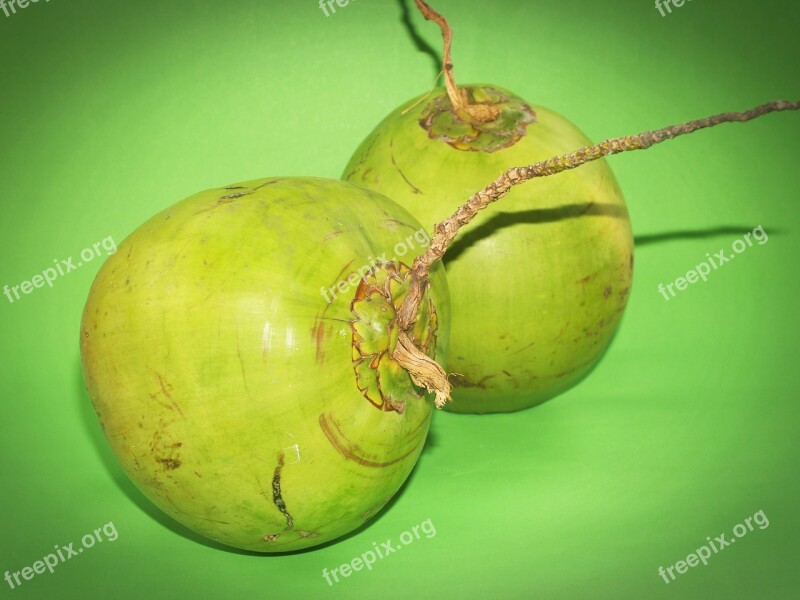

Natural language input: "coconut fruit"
[80,177,449,552]
[344,85,633,412]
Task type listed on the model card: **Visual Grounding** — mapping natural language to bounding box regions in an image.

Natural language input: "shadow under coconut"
[75,360,431,556]
[444,202,627,265]
[442,201,778,264]
[396,0,441,80]
[634,225,783,246]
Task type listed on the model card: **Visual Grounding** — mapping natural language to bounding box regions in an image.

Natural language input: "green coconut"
[344,85,633,413]
[80,177,449,552]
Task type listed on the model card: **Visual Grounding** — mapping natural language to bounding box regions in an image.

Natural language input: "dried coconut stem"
[392,99,800,406]
[413,0,466,112]
[393,331,451,408]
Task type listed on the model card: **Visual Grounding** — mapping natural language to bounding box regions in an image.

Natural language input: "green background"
[1,0,798,598]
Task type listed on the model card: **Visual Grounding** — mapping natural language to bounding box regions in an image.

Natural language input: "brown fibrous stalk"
[412,0,500,123]
[413,0,463,111]
[391,99,800,406]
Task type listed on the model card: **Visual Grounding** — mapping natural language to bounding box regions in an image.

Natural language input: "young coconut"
[383,99,799,413]
[80,177,449,553]
[344,0,795,412]
[347,81,630,413]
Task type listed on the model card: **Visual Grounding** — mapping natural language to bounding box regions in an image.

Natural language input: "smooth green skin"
[79,177,449,552]
[344,85,633,413]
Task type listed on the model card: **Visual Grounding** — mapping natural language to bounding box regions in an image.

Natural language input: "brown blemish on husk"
[451,374,494,389]
[272,452,294,530]
[311,259,355,363]
[147,369,185,418]
[297,530,320,539]
[155,457,181,470]
[319,413,417,468]
[390,140,422,194]
[252,178,285,191]
[149,415,183,471]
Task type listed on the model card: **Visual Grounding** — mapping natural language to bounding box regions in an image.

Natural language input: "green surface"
[1,0,798,598]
